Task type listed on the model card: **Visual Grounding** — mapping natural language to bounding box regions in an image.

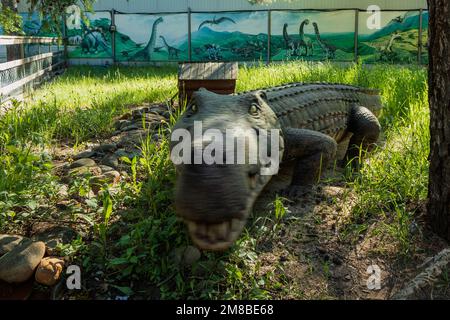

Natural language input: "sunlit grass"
[0,62,430,299]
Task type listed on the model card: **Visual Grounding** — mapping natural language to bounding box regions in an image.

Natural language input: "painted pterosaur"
[198,16,237,30]
[392,15,405,24]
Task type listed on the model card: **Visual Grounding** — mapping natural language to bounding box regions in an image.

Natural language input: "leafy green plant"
[96,189,114,246]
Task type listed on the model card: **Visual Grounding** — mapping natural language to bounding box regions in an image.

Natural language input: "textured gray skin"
[172,83,382,251]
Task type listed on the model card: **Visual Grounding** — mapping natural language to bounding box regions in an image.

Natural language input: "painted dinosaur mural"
[114,13,188,62]
[270,10,356,61]
[66,11,113,59]
[191,11,268,61]
[358,10,423,64]
[4,9,423,64]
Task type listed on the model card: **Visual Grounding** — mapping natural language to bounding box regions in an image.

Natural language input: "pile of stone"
[0,224,77,298]
[57,103,173,190]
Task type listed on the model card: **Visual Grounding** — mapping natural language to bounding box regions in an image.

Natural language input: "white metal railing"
[0,36,65,105]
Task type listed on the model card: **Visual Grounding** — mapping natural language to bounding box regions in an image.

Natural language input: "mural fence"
[2,9,429,65]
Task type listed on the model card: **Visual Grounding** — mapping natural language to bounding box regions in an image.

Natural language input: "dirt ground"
[254,156,449,299]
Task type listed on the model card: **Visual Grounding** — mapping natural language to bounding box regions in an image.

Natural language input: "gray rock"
[67,165,102,178]
[144,113,166,122]
[132,109,144,119]
[57,184,69,198]
[31,226,77,256]
[121,124,139,132]
[114,149,129,158]
[69,158,96,169]
[0,234,29,256]
[115,120,128,131]
[101,155,119,169]
[0,241,46,283]
[73,151,96,160]
[115,149,141,160]
[90,171,121,192]
[162,111,171,119]
[99,165,115,173]
[183,246,201,266]
[172,246,201,267]
[93,143,117,153]
[119,120,132,130]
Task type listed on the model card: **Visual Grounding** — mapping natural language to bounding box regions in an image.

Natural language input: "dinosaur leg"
[282,128,337,197]
[344,105,381,169]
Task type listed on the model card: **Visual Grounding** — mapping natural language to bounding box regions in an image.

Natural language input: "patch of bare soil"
[253,157,449,300]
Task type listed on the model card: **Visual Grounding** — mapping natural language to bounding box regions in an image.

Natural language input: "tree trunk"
[427,0,450,241]
[1,0,22,61]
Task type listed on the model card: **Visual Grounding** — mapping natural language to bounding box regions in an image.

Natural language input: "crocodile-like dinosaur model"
[298,19,314,56]
[313,22,337,59]
[159,36,183,59]
[171,83,382,251]
[134,17,163,61]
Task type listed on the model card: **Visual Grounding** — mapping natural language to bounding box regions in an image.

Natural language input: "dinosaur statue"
[312,22,337,59]
[283,23,298,57]
[159,36,183,59]
[171,83,382,251]
[298,19,314,57]
[198,16,236,30]
[392,15,405,24]
[133,17,164,61]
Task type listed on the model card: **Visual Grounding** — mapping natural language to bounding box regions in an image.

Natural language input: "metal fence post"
[188,7,192,62]
[111,9,117,65]
[354,9,359,63]
[418,8,423,65]
[62,12,68,66]
[267,9,271,65]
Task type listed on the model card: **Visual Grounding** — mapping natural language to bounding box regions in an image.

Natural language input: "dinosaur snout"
[174,164,254,251]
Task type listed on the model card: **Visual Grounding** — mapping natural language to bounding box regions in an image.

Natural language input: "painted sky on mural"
[115,14,188,46]
[271,10,355,35]
[358,11,420,35]
[191,11,268,35]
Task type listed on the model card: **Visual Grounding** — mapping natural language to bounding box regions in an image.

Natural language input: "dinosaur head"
[170,89,284,251]
[154,17,164,25]
[303,19,310,25]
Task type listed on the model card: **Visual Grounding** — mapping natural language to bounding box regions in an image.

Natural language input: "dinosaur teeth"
[207,222,229,241]
[216,222,229,240]
[197,223,207,237]
[249,174,258,189]
[207,227,217,242]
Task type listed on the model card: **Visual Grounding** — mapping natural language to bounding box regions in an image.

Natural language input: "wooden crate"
[178,62,238,106]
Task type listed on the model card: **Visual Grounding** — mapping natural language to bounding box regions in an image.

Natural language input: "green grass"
[0,62,429,299]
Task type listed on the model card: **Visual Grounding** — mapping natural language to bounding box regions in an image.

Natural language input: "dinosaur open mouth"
[184,218,247,251]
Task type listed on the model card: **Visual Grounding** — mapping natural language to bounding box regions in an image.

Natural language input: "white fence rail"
[0,36,66,106]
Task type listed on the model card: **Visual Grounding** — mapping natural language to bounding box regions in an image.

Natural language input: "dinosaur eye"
[185,104,198,118]
[190,104,198,113]
[249,104,260,116]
